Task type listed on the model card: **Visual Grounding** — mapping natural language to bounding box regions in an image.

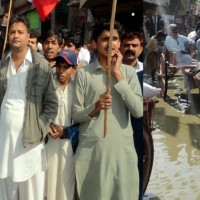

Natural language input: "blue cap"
[54,49,77,66]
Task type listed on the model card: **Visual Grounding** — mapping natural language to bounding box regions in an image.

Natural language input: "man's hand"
[89,89,112,117]
[110,51,124,82]
[49,123,64,139]
[95,90,112,111]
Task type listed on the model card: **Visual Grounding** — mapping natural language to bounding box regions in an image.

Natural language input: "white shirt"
[78,47,90,64]
[53,76,74,126]
[135,60,143,73]
[165,35,195,65]
[0,48,45,182]
[165,34,194,53]
[45,76,75,200]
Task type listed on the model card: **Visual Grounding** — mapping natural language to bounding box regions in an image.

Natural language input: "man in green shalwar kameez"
[72,20,143,200]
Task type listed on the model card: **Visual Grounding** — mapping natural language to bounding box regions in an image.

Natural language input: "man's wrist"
[89,103,100,117]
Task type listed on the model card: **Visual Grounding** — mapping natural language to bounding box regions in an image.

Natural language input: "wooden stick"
[2,0,13,58]
[103,0,117,138]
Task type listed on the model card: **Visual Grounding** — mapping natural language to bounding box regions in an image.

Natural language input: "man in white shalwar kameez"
[165,23,195,65]
[0,15,58,200]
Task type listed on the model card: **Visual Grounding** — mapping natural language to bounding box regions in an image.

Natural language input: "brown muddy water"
[144,74,200,200]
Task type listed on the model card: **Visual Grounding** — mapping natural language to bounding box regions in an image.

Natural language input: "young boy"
[42,30,63,68]
[61,28,90,65]
[72,20,143,200]
[45,49,79,200]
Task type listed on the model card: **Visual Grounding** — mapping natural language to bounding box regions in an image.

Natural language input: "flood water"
[144,74,200,200]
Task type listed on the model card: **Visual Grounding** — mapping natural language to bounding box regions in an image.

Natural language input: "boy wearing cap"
[45,49,78,200]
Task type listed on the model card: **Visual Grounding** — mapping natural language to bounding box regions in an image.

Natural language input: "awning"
[79,0,143,14]
[144,0,169,7]
[79,0,108,9]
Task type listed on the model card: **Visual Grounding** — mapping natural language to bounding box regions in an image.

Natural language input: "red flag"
[33,0,59,21]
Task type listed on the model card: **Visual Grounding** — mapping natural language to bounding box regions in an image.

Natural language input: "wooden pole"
[103,0,118,138]
[2,0,13,58]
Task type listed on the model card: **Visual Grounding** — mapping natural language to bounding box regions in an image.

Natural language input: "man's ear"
[139,46,143,55]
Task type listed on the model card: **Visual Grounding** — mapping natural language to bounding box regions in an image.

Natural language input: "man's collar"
[6,47,32,63]
[94,58,103,70]
[25,47,33,63]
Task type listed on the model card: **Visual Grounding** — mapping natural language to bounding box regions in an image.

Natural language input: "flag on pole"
[33,0,59,21]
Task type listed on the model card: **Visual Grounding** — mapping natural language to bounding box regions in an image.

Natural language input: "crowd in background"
[144,16,200,84]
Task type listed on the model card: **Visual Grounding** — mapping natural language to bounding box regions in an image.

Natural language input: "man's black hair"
[30,31,40,43]
[63,29,83,49]
[121,31,144,46]
[9,15,29,31]
[91,19,123,42]
[42,30,63,46]
[60,28,71,41]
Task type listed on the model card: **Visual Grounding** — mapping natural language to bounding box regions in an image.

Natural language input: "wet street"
[144,73,200,200]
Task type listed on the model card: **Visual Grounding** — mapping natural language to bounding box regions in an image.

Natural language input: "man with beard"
[120,31,144,200]
[165,24,197,93]
[165,24,195,65]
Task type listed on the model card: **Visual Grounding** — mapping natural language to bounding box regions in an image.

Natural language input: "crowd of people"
[0,13,145,200]
[144,20,200,81]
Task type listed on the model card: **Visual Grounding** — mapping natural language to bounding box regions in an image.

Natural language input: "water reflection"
[146,129,200,199]
[144,74,200,199]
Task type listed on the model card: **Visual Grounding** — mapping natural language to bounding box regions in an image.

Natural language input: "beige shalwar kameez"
[72,59,143,200]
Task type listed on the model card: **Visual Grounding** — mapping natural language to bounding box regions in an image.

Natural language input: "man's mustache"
[125,50,135,56]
